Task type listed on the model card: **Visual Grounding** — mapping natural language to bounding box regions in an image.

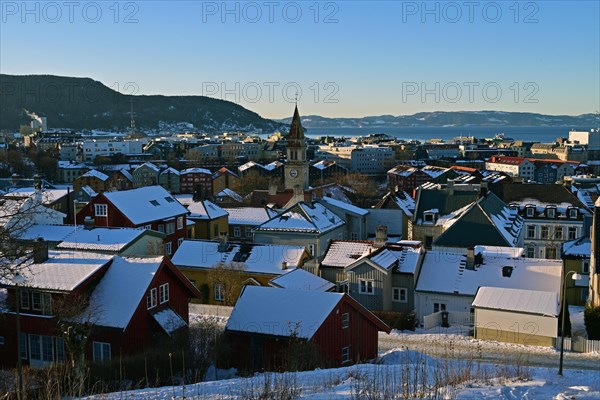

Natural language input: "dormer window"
[569,208,578,219]
[546,207,556,218]
[423,211,438,223]
[526,207,535,217]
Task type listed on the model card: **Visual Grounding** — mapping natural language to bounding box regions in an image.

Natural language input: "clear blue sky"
[1,1,599,119]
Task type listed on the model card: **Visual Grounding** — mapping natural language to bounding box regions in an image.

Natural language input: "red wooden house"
[224,286,390,371]
[0,248,200,368]
[75,185,189,255]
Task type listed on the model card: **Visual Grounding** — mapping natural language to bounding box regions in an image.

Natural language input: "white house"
[472,286,558,347]
[414,246,562,323]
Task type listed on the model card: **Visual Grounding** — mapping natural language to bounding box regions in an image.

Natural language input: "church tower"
[284,105,309,190]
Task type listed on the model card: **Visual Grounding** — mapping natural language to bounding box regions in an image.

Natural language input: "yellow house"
[561,236,591,306]
[212,167,241,196]
[175,195,229,240]
[171,239,310,305]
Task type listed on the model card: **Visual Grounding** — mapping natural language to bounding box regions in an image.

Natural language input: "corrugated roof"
[473,287,558,316]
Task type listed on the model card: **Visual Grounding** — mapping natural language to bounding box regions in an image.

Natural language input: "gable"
[434,205,511,248]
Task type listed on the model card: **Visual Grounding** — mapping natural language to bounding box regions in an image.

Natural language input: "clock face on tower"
[289,169,298,178]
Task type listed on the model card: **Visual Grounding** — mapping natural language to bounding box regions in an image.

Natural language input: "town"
[0,104,599,398]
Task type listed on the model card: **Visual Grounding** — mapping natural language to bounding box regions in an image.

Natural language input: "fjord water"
[305,126,578,143]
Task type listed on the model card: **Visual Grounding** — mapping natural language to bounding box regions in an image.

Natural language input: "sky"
[1,1,599,119]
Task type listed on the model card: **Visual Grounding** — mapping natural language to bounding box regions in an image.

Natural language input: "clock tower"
[284,105,309,190]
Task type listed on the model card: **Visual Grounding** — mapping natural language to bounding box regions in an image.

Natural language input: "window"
[350,232,358,240]
[424,236,433,250]
[158,224,165,233]
[546,247,557,259]
[20,290,30,309]
[178,237,183,247]
[150,200,160,206]
[165,242,172,255]
[555,226,563,240]
[165,197,175,203]
[526,207,534,217]
[424,212,437,223]
[213,224,218,237]
[233,227,241,237]
[341,313,350,329]
[308,244,316,256]
[177,216,183,230]
[147,288,157,309]
[42,293,52,316]
[93,342,111,362]
[583,260,590,274]
[94,204,108,217]
[568,227,577,240]
[433,303,446,313]
[20,333,27,359]
[546,207,556,218]
[359,280,374,295]
[527,246,535,258]
[214,283,225,301]
[159,283,169,304]
[143,224,152,230]
[166,222,175,235]
[341,346,351,363]
[569,209,578,219]
[393,287,407,303]
[245,227,253,238]
[55,337,65,363]
[527,225,536,239]
[540,226,549,239]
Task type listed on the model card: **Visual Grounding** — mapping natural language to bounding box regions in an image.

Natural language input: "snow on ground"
[83,348,600,399]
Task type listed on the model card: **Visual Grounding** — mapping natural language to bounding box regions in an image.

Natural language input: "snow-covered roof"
[81,169,109,181]
[118,169,134,181]
[175,195,228,220]
[181,167,211,175]
[57,227,152,252]
[256,201,345,234]
[226,286,343,339]
[264,161,283,170]
[320,196,368,216]
[215,188,244,203]
[416,248,562,297]
[562,236,591,258]
[160,167,180,176]
[88,256,164,329]
[269,268,335,291]
[238,161,262,172]
[172,240,305,275]
[80,185,97,197]
[103,186,188,225]
[18,224,80,242]
[4,188,70,205]
[394,192,415,218]
[473,287,558,316]
[136,162,160,172]
[224,207,276,226]
[421,166,450,179]
[151,307,188,336]
[2,251,112,291]
[321,241,378,268]
[358,243,423,274]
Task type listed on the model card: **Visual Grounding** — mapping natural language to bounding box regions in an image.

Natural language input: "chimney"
[11,173,18,186]
[84,216,95,230]
[375,225,388,247]
[268,182,278,196]
[33,174,43,204]
[217,233,229,253]
[281,261,288,270]
[466,247,475,270]
[33,239,49,264]
[33,174,41,189]
[502,266,514,277]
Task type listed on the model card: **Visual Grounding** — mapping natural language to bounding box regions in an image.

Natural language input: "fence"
[556,336,600,353]
[423,311,473,330]
[189,304,233,318]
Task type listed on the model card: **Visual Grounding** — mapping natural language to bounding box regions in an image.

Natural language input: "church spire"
[287,105,305,148]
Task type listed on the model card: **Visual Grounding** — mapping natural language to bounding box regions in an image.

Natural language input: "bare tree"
[337,173,381,208]
[206,262,247,306]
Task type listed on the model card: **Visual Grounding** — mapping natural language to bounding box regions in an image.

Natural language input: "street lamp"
[558,270,582,376]
[12,272,25,400]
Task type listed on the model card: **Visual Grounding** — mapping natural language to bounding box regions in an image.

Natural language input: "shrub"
[372,311,417,331]
[584,305,600,340]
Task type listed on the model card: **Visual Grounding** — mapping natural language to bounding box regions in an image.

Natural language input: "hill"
[0,74,286,133]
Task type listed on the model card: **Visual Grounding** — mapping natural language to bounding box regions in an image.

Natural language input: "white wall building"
[82,139,144,162]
